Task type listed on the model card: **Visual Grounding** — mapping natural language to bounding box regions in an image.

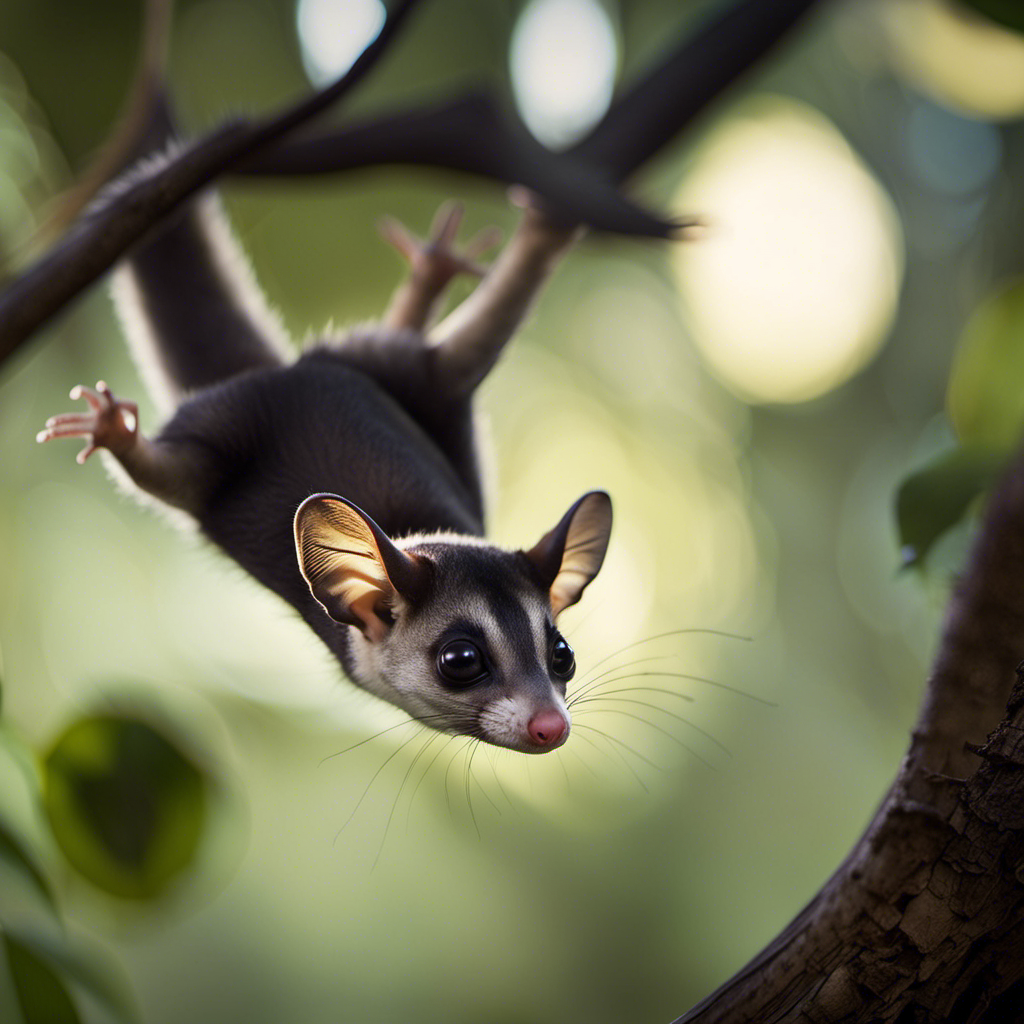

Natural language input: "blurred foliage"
[0,647,212,1021]
[948,277,1024,451]
[0,714,138,1024]
[961,0,1024,33]
[895,445,1004,568]
[2,1,1024,1023]
[4,934,83,1024]
[0,923,137,1024]
[0,49,68,277]
[0,816,56,909]
[44,716,208,900]
[897,271,1024,565]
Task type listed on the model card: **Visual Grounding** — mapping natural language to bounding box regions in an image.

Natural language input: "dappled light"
[883,0,1024,120]
[510,0,618,147]
[0,53,67,263]
[672,96,904,404]
[296,0,386,86]
[3,0,1024,1021]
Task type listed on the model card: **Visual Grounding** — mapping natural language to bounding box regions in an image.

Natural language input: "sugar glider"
[38,98,612,754]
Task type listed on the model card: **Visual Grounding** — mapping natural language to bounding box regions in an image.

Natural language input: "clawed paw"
[36,381,138,464]
[379,201,501,289]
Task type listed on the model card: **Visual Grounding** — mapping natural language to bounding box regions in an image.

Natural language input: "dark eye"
[436,639,488,687]
[549,637,575,680]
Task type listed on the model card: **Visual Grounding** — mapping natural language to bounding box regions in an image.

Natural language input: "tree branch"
[239,0,828,218]
[568,0,825,181]
[0,0,424,366]
[0,0,828,370]
[672,450,1024,1022]
[234,93,677,238]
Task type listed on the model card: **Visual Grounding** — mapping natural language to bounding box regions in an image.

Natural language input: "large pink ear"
[294,493,429,641]
[523,491,612,616]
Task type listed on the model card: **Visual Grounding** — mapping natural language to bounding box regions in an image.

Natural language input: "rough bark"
[673,463,1024,1022]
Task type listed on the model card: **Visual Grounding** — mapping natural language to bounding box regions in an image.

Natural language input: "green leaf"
[3,926,137,1024]
[0,818,55,911]
[949,278,1024,451]
[0,724,43,798]
[896,446,1005,568]
[43,715,207,899]
[957,0,1024,34]
[4,933,82,1024]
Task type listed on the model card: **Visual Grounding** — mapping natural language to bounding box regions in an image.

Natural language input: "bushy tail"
[109,93,291,413]
[46,0,291,410]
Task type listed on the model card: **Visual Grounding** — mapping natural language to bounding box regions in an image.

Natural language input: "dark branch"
[0,0,423,367]
[671,450,1024,1021]
[240,0,827,226]
[569,0,825,181]
[0,0,828,368]
[235,93,676,238]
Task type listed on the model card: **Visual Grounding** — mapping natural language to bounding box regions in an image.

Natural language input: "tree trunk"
[673,465,1024,1022]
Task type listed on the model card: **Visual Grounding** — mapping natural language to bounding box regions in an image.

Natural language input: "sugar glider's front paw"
[36,381,139,464]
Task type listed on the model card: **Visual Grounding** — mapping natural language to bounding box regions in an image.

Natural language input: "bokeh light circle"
[510,0,618,148]
[672,96,904,405]
[882,0,1024,121]
[296,0,386,86]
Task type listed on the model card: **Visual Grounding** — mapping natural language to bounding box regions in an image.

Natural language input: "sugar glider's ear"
[523,491,612,616]
[294,494,429,642]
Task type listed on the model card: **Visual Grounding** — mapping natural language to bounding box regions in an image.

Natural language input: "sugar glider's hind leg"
[378,201,501,333]
[427,206,577,398]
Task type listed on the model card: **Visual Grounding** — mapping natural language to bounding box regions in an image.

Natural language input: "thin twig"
[569,0,825,181]
[236,92,677,238]
[0,0,423,365]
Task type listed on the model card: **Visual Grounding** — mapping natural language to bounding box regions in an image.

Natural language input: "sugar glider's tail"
[109,93,292,413]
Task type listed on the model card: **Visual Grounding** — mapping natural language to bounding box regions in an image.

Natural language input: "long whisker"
[373,729,440,870]
[468,746,503,816]
[576,706,714,769]
[400,730,445,835]
[408,732,458,829]
[578,651,673,677]
[464,739,482,840]
[570,655,673,697]
[561,733,606,780]
[570,695,732,757]
[334,724,428,845]
[444,737,476,823]
[555,745,572,795]
[568,684,697,710]
[580,628,751,681]
[319,712,449,765]
[572,723,651,790]
[481,747,516,810]
[580,670,775,705]
[573,721,661,771]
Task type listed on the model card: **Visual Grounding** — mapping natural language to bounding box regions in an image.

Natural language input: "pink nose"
[527,709,567,747]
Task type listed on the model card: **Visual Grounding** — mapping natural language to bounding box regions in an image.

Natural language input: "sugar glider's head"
[294,492,612,754]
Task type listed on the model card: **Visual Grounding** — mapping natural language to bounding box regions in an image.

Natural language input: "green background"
[2,1,1023,1021]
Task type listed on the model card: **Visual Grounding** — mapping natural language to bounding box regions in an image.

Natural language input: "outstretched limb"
[36,381,212,516]
[379,201,501,332]
[427,200,579,397]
